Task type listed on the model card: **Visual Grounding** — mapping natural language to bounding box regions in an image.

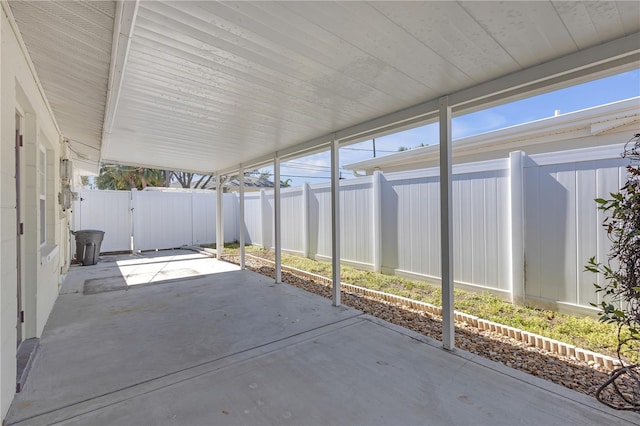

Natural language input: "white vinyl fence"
[73,190,237,252]
[74,143,630,313]
[244,144,630,313]
[72,190,132,252]
[522,148,631,311]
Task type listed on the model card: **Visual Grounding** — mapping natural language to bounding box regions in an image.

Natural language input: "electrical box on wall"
[60,159,72,183]
[58,186,76,211]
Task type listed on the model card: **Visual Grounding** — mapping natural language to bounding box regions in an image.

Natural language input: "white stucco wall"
[1,6,67,420]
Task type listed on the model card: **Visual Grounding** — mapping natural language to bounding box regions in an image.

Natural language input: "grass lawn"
[207,243,636,362]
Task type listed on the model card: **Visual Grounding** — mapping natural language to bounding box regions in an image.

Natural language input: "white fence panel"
[381,172,441,278]
[223,192,238,243]
[340,177,374,267]
[380,159,510,293]
[453,166,510,292]
[133,191,194,251]
[74,190,131,252]
[192,192,215,245]
[243,193,262,245]
[262,191,274,249]
[308,183,332,259]
[76,190,237,253]
[523,155,629,308]
[281,188,304,254]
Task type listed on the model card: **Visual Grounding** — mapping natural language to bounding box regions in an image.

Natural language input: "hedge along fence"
[242,144,631,316]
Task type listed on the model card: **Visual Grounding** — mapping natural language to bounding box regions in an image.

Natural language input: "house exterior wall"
[1,7,68,420]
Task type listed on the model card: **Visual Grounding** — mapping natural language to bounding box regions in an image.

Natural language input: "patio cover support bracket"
[274,155,282,284]
[239,165,246,270]
[439,96,454,350]
[216,174,224,259]
[331,137,341,307]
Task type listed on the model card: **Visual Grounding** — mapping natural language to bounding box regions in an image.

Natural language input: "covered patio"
[6,0,639,346]
[2,1,640,422]
[6,250,638,425]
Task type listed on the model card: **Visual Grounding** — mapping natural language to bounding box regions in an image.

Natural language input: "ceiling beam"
[101,0,139,156]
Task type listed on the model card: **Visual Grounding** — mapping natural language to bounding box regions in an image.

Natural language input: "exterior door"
[15,113,23,346]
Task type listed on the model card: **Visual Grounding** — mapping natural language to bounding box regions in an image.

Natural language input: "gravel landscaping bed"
[224,254,638,411]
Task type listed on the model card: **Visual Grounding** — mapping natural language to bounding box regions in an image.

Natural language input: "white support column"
[330,138,341,306]
[302,182,310,259]
[216,174,224,259]
[239,165,246,270]
[130,188,138,251]
[509,151,525,304]
[274,155,282,284]
[439,96,455,350]
[372,170,382,273]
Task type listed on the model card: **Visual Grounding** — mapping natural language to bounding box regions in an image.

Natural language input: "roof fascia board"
[229,32,639,177]
[101,0,139,157]
[591,116,640,135]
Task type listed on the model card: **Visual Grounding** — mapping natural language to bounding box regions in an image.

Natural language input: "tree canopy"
[95,165,166,190]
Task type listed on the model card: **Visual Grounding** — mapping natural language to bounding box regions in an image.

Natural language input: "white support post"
[372,170,382,273]
[216,174,224,258]
[509,151,525,304]
[239,165,246,270]
[274,155,282,284]
[331,138,341,306]
[439,96,455,350]
[302,182,310,259]
[130,188,137,251]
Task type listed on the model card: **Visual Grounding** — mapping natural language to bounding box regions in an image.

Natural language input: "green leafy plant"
[586,134,640,411]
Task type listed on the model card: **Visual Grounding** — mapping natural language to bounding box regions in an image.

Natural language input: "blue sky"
[257,68,640,187]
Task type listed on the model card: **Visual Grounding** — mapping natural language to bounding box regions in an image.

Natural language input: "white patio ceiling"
[8,1,640,175]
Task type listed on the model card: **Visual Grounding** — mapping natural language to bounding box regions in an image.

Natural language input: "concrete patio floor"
[6,250,638,425]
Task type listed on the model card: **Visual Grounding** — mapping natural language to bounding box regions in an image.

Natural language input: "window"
[39,147,46,246]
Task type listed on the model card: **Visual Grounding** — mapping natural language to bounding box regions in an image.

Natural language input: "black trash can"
[73,230,105,266]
